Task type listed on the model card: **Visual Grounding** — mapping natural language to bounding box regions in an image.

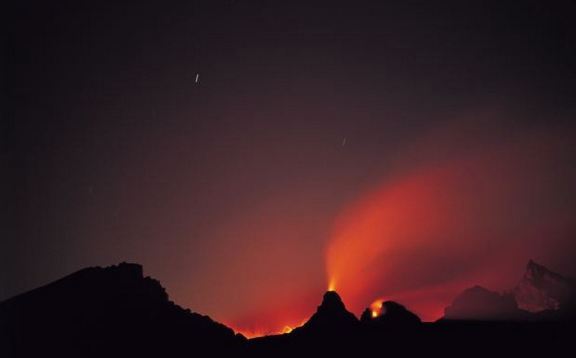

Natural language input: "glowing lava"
[370,299,383,318]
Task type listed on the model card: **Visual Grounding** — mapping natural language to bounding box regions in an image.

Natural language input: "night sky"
[4,0,576,336]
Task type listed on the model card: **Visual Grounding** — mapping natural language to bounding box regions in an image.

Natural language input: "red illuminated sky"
[5,0,576,336]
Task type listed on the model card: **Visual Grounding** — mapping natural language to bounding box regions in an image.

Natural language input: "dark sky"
[4,0,576,335]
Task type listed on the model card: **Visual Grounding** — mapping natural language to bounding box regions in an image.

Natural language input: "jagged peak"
[319,291,346,311]
[526,259,548,277]
[524,260,569,284]
[515,259,576,313]
[107,261,144,277]
[296,290,358,334]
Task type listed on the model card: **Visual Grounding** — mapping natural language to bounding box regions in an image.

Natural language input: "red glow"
[325,126,576,320]
[225,290,319,337]
[326,166,475,318]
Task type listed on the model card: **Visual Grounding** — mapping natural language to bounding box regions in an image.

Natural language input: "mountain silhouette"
[444,260,576,322]
[1,261,575,357]
[0,263,244,358]
[443,285,527,321]
[515,260,576,313]
[362,301,421,328]
[293,291,358,335]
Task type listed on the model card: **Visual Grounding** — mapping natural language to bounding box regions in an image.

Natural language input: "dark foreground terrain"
[1,261,574,357]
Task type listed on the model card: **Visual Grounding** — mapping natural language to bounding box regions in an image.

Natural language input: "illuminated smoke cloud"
[326,122,576,320]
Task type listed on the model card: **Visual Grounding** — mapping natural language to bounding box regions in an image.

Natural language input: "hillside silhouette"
[1,261,575,357]
[0,263,245,357]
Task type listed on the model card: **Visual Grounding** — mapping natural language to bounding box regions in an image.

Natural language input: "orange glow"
[233,317,308,338]
[370,299,383,318]
[231,323,294,338]
[226,295,316,338]
[328,277,336,292]
[235,328,268,339]
[326,167,458,315]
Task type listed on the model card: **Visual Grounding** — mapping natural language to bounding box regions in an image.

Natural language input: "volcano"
[294,291,358,335]
[361,301,421,328]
